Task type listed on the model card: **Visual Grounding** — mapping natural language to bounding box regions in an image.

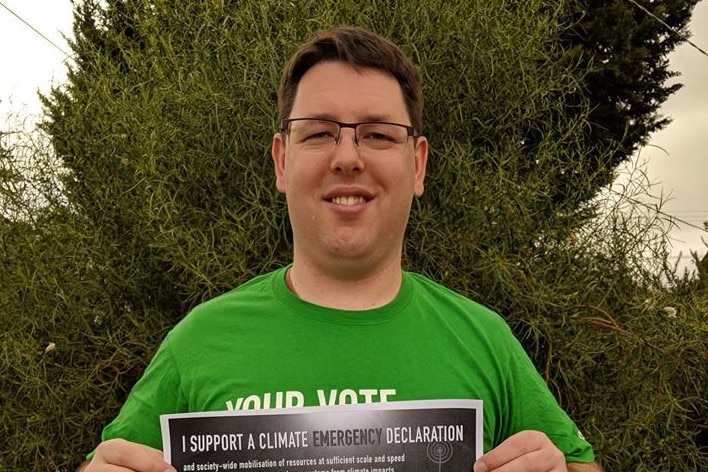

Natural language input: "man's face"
[272,61,428,276]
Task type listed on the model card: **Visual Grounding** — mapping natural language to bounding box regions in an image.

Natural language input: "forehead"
[290,61,409,123]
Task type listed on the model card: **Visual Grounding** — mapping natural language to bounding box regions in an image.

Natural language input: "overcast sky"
[638,0,708,273]
[1,0,706,273]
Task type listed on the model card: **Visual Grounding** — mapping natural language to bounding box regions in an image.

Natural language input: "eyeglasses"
[280,118,419,154]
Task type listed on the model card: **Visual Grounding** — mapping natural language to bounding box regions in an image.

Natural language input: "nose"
[330,128,365,174]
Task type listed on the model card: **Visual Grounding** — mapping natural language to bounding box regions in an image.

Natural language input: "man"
[79,26,603,472]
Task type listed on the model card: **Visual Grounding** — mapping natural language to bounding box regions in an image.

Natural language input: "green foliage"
[1,0,705,470]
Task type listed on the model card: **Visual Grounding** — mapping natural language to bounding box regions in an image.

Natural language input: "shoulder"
[195,269,281,311]
[167,268,286,339]
[403,271,520,354]
[405,271,509,328]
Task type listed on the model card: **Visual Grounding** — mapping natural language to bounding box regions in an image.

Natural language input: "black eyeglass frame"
[279,118,420,141]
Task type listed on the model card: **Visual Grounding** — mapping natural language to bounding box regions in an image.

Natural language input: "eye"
[363,131,394,141]
[291,120,338,144]
[359,124,405,145]
[304,130,337,141]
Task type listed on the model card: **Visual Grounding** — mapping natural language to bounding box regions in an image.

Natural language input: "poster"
[161,399,482,472]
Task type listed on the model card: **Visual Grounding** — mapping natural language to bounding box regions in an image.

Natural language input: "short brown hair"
[277,26,423,132]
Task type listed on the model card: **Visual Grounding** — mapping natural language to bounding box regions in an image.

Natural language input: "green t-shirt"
[98,267,594,462]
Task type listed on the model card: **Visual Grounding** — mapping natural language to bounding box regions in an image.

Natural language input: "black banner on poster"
[161,399,483,472]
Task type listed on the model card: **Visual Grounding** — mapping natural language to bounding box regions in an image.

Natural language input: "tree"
[554,0,701,202]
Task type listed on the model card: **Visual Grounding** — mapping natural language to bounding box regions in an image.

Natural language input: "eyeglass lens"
[288,119,410,152]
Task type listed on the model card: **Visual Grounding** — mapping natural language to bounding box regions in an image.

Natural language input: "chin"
[322,235,374,260]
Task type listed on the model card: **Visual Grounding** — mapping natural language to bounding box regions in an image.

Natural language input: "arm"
[473,431,603,472]
[76,438,175,472]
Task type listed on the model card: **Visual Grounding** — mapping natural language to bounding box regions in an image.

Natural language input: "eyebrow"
[305,113,404,123]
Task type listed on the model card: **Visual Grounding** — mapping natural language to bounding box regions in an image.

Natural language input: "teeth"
[331,196,366,206]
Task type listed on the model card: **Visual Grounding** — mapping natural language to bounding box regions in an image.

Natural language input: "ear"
[271,132,287,193]
[413,136,428,197]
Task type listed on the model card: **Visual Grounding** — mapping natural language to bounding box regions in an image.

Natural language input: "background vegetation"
[1,0,705,470]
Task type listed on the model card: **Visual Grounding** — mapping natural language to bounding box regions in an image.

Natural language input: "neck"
[286,258,403,310]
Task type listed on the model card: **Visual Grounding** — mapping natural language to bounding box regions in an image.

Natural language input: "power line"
[609,188,708,234]
[668,254,702,260]
[671,211,708,216]
[627,0,708,59]
[0,1,71,58]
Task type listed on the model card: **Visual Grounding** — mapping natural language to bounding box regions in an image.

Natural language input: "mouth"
[329,195,368,206]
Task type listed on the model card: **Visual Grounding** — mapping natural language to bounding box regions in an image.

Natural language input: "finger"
[92,438,175,472]
[474,448,564,472]
[88,465,160,472]
[473,431,563,472]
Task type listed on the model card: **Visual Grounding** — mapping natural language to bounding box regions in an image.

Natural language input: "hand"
[81,438,176,472]
[473,430,566,472]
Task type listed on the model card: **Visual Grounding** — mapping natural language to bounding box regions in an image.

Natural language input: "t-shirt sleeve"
[501,323,595,463]
[91,332,187,454]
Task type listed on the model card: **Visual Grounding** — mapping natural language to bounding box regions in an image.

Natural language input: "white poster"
[161,399,483,472]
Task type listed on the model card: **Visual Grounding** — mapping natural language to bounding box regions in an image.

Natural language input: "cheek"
[283,163,319,202]
[288,159,324,187]
[284,167,305,193]
[386,161,417,190]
